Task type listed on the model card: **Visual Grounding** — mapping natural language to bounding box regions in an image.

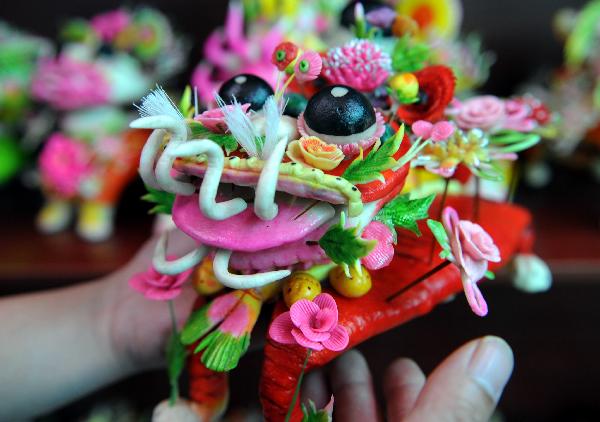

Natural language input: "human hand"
[302,336,514,422]
[99,230,199,372]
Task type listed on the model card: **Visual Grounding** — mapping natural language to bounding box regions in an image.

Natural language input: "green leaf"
[374,194,435,240]
[489,130,540,153]
[391,35,431,73]
[342,125,404,184]
[180,305,215,345]
[141,187,176,215]
[319,213,375,267]
[565,0,600,67]
[302,400,330,422]
[166,332,187,405]
[188,121,239,154]
[195,331,251,372]
[484,270,495,280]
[427,219,450,252]
[178,85,194,118]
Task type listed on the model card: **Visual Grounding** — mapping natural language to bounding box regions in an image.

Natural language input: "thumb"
[406,336,513,422]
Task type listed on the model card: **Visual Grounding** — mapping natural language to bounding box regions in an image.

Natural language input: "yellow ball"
[329,265,372,298]
[389,73,419,100]
[192,258,223,295]
[283,272,322,308]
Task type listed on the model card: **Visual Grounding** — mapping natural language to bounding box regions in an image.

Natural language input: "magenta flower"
[442,207,501,316]
[361,221,394,270]
[269,293,349,351]
[90,9,130,42]
[451,96,506,132]
[294,51,322,84]
[129,259,193,301]
[195,103,251,133]
[322,39,391,92]
[412,120,455,141]
[38,133,93,197]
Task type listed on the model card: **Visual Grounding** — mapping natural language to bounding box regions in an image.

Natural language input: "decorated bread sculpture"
[31,8,185,241]
[129,4,553,421]
[0,22,53,185]
[523,0,599,186]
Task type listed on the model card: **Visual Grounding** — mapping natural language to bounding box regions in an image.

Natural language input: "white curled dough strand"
[254,137,287,221]
[138,128,165,190]
[152,232,208,276]
[170,139,247,220]
[131,115,194,195]
[213,249,290,289]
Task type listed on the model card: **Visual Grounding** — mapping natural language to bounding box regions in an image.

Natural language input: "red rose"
[395,65,456,125]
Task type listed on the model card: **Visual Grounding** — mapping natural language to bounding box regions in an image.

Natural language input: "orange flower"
[286,136,344,170]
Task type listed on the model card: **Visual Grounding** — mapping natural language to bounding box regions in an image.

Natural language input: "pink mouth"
[172,193,335,253]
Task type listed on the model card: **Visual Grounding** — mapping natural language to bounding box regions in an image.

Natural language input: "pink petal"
[269,313,297,345]
[362,221,395,270]
[290,299,320,327]
[144,286,182,301]
[299,323,331,342]
[312,293,338,322]
[431,121,455,141]
[322,325,350,351]
[292,328,324,351]
[461,272,488,317]
[128,274,149,294]
[461,253,488,282]
[208,292,242,321]
[411,120,433,139]
[310,308,337,333]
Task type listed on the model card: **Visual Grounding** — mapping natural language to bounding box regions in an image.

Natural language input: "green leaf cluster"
[374,194,435,241]
[392,35,430,73]
[141,187,175,215]
[187,121,239,154]
[302,400,331,422]
[166,332,187,405]
[318,213,375,267]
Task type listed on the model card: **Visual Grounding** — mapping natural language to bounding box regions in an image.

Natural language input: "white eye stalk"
[213,249,291,289]
[152,232,208,276]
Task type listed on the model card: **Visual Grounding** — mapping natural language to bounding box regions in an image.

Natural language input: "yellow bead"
[329,265,372,298]
[283,272,322,308]
[389,73,419,100]
[192,258,224,295]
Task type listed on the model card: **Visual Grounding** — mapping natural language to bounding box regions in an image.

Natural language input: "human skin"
[0,230,513,421]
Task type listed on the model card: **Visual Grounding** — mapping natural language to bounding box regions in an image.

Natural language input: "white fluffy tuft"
[135,85,184,121]
[216,95,261,157]
[261,95,287,159]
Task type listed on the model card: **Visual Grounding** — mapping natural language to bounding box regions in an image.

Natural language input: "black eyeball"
[218,74,274,111]
[304,85,376,137]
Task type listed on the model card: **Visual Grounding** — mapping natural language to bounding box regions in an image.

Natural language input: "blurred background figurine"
[30,8,186,241]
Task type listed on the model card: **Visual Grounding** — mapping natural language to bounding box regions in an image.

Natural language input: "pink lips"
[172,193,335,252]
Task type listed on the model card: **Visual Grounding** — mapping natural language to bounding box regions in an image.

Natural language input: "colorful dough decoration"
[126,2,555,421]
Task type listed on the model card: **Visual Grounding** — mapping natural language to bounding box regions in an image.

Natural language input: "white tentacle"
[170,140,247,220]
[152,232,208,275]
[131,115,194,195]
[138,129,166,190]
[213,249,290,289]
[254,137,287,220]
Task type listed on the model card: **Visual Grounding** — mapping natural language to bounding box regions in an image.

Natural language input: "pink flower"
[442,207,501,316]
[452,96,506,132]
[361,221,394,270]
[129,259,193,301]
[195,103,251,133]
[90,9,130,42]
[412,120,455,141]
[31,57,110,110]
[504,99,537,132]
[38,133,93,197]
[294,51,323,84]
[322,39,391,92]
[269,293,349,351]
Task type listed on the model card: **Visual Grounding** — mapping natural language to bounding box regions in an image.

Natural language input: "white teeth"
[254,137,287,221]
[138,128,165,190]
[213,249,291,289]
[170,140,247,220]
[152,232,207,275]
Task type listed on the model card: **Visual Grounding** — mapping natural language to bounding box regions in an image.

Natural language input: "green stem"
[168,300,179,405]
[285,349,312,422]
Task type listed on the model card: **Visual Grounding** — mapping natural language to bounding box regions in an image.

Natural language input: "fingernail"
[467,336,514,402]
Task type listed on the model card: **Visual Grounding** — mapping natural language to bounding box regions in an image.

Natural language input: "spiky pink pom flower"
[269,293,349,351]
[322,39,391,92]
[294,51,322,83]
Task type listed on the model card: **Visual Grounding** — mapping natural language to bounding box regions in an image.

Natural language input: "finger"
[406,336,514,422]
[301,369,329,410]
[383,358,426,420]
[330,350,380,422]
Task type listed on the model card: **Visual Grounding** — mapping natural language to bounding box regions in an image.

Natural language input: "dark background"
[1,1,600,421]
